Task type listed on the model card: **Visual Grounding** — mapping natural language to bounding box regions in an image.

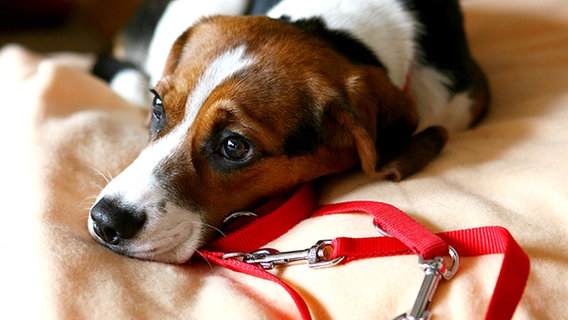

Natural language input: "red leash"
[198,184,530,319]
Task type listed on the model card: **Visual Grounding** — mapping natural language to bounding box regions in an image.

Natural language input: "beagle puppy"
[89,0,489,263]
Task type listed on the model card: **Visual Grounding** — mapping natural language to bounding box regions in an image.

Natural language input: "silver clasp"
[395,246,460,320]
[222,240,345,270]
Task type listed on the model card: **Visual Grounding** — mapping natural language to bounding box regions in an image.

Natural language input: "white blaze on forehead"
[150,44,254,167]
[148,45,253,170]
[183,45,254,127]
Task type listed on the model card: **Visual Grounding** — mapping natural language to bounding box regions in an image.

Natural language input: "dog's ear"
[372,124,448,181]
[329,68,448,181]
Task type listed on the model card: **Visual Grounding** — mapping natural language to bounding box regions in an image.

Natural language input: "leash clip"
[394,246,460,320]
[223,240,344,270]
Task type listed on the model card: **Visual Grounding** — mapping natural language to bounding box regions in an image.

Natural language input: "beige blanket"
[2,0,568,318]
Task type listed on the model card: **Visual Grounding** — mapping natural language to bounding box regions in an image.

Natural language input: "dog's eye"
[220,136,254,161]
[152,96,164,119]
[150,89,166,135]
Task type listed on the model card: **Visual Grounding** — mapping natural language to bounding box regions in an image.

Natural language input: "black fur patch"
[401,0,475,93]
[282,91,323,158]
[284,119,321,157]
[92,55,139,82]
[120,0,172,67]
[280,16,385,69]
[246,0,282,15]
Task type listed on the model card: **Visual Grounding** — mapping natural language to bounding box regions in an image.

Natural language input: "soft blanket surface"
[1,0,568,318]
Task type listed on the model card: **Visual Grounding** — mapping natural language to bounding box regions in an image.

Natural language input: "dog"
[88,0,489,263]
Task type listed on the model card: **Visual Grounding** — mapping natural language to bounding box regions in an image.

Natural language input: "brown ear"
[337,68,449,181]
[372,125,448,181]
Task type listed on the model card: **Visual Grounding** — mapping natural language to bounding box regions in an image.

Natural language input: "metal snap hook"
[395,246,460,320]
[222,240,344,270]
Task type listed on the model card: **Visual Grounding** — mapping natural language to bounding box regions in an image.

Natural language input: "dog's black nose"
[90,197,146,245]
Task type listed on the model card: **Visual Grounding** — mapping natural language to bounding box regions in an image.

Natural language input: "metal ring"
[418,246,460,280]
[308,240,345,268]
[445,246,460,279]
[222,211,258,226]
[222,252,254,261]
[373,220,394,237]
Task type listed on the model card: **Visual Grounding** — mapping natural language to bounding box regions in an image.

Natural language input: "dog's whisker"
[86,165,114,185]
[80,195,99,209]
[194,249,214,270]
[195,222,226,238]
[81,200,95,207]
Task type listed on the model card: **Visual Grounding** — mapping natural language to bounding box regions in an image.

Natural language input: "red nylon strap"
[197,184,530,320]
[198,250,312,320]
[442,227,530,320]
[312,201,448,259]
[329,227,529,320]
[205,184,317,252]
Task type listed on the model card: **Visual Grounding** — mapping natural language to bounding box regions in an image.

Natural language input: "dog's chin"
[127,237,202,264]
[87,216,203,264]
[132,239,202,264]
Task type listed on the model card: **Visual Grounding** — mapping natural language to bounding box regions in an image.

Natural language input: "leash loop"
[223,240,345,269]
[395,246,460,320]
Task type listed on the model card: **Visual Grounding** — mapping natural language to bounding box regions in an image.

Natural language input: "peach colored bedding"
[1,0,568,318]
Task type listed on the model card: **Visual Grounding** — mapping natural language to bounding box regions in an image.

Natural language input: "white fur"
[145,0,250,86]
[408,65,472,132]
[109,69,151,107]
[268,0,417,88]
[89,45,254,262]
[183,45,254,128]
[268,0,473,132]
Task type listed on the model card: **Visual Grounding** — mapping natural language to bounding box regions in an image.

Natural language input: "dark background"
[0,0,141,53]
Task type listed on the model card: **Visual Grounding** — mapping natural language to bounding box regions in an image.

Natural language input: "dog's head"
[88,16,446,263]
